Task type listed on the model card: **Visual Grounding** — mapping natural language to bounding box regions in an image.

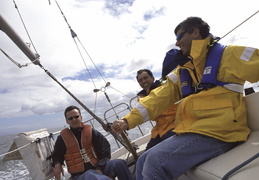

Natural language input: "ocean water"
[0,128,60,180]
[0,133,31,180]
[0,124,152,180]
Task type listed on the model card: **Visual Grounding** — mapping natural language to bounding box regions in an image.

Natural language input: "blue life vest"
[180,42,227,98]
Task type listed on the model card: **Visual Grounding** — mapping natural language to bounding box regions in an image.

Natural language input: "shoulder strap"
[198,43,227,89]
[180,68,195,98]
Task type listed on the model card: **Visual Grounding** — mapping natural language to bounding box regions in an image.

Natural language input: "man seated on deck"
[51,105,133,180]
[111,16,259,180]
[136,68,178,150]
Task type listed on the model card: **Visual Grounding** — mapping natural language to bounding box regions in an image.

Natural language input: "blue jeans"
[71,159,133,180]
[71,169,111,180]
[146,129,176,150]
[103,159,133,180]
[136,133,240,180]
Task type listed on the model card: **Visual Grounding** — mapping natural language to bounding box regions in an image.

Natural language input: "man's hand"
[111,119,128,134]
[53,163,64,180]
[95,169,103,174]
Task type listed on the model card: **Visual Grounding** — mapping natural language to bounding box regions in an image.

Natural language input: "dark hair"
[64,105,81,118]
[174,17,210,39]
[136,69,154,81]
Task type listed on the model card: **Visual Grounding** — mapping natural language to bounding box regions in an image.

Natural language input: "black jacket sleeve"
[92,128,111,171]
[52,135,66,166]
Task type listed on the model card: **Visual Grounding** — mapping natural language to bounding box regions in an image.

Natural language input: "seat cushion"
[245,92,259,131]
[186,131,259,180]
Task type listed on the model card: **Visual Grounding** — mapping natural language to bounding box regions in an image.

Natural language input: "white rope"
[0,141,33,158]
[0,131,60,159]
[221,10,259,40]
[0,48,39,68]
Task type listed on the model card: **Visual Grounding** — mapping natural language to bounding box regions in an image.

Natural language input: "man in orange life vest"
[52,105,133,180]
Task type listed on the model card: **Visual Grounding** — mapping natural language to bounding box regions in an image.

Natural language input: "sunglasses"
[67,115,80,121]
[176,31,187,41]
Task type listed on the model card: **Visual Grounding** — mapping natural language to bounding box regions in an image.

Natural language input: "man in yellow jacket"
[111,16,259,180]
[136,69,177,150]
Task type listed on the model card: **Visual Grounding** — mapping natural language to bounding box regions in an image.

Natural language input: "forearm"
[52,136,66,166]
[92,129,111,170]
[124,108,144,129]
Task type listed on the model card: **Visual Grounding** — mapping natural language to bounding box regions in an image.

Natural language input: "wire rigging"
[12,0,38,55]
[72,37,97,89]
[52,0,138,133]
[54,0,107,85]
[220,10,259,40]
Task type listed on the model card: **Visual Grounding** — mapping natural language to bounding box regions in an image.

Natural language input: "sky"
[0,0,258,136]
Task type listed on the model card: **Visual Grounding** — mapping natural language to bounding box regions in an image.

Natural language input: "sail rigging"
[220,10,258,40]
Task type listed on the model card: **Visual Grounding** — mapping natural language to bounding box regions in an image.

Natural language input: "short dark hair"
[64,105,81,118]
[174,17,210,39]
[136,69,154,81]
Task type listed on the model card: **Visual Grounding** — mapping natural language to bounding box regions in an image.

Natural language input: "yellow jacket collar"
[189,36,212,80]
[190,36,212,61]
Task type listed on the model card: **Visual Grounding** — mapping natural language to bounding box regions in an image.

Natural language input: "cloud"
[143,6,165,21]
[104,0,134,16]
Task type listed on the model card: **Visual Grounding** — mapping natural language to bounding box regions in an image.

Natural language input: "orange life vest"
[61,124,98,174]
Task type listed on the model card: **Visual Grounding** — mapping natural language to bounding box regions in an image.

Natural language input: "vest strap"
[223,84,244,94]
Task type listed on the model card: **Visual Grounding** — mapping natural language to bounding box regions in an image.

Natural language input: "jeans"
[71,169,111,180]
[146,129,176,150]
[136,133,240,180]
[71,159,133,180]
[103,159,133,180]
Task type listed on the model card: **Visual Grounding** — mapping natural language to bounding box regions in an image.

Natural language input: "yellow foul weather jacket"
[124,36,259,142]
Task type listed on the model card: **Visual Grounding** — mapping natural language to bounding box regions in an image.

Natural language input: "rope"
[0,141,33,158]
[0,48,38,68]
[0,131,59,159]
[220,10,259,40]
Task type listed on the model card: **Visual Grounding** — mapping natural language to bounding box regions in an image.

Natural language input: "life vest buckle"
[80,149,91,163]
[196,83,216,93]
[195,84,204,93]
